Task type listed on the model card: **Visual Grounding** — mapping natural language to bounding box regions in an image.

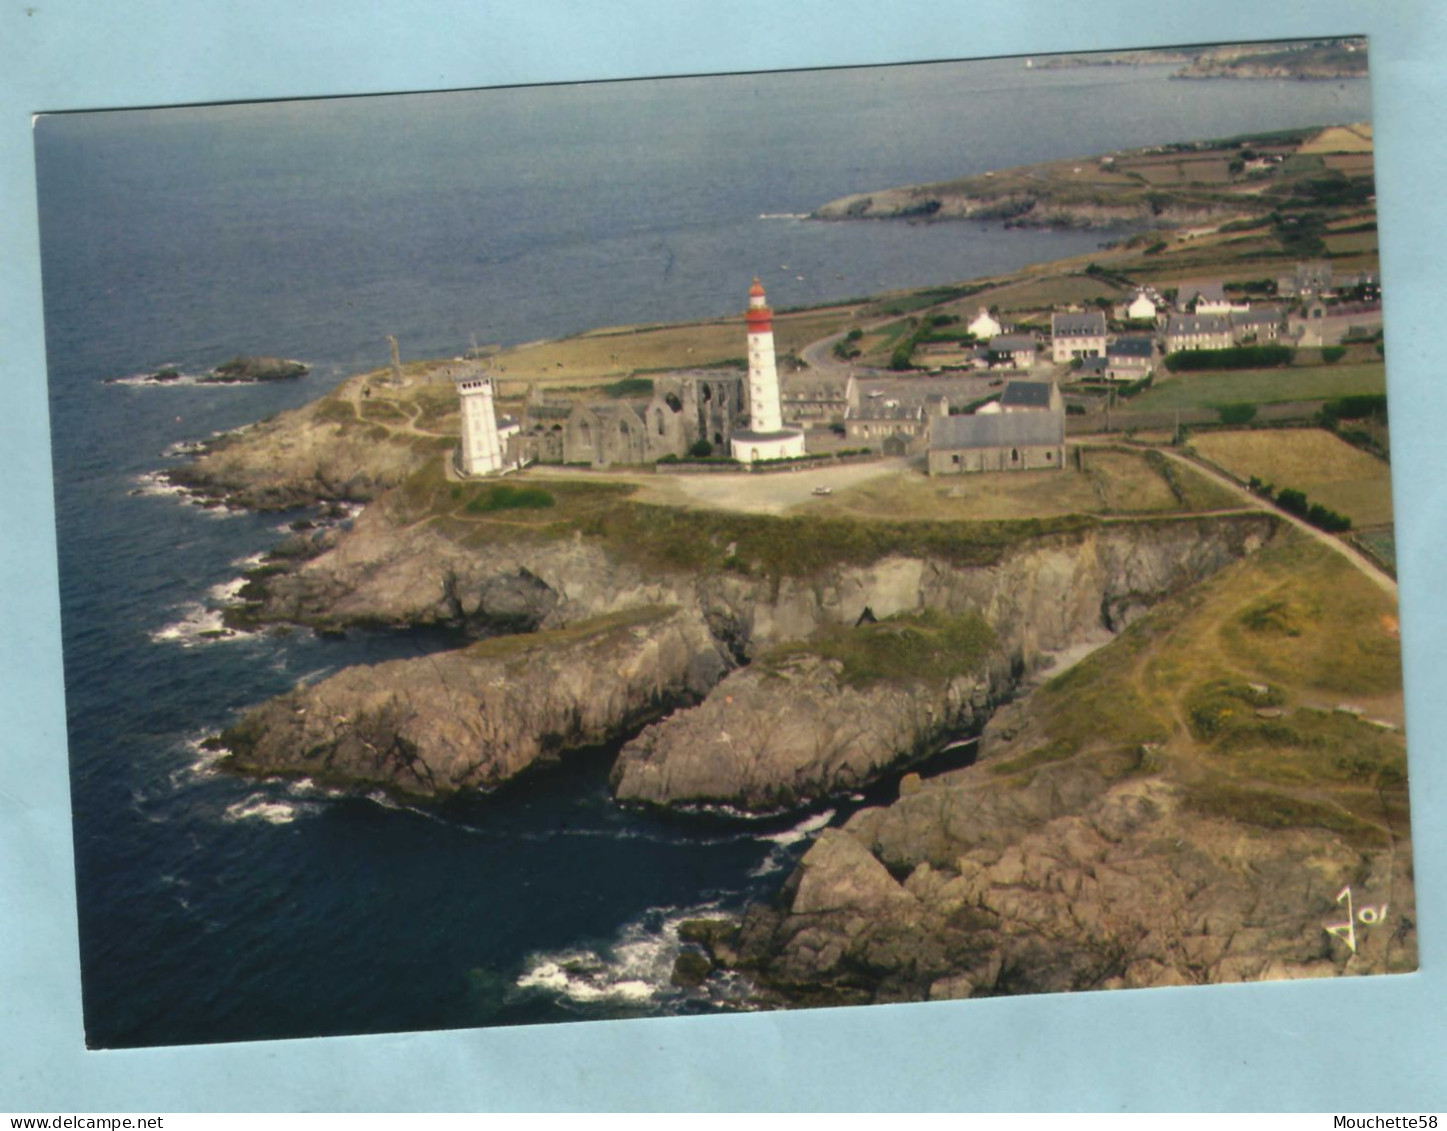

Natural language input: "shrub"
[688,439,714,458]
[1216,403,1257,426]
[601,376,655,398]
[1319,394,1388,427]
[1306,503,1352,533]
[1275,487,1309,518]
[464,484,555,513]
[1321,346,1347,364]
[1164,345,1294,372]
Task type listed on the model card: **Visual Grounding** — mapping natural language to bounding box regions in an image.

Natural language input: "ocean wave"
[149,601,254,648]
[756,808,835,847]
[513,901,738,1010]
[746,808,835,877]
[179,735,229,780]
[129,470,244,517]
[222,793,306,825]
[105,368,209,388]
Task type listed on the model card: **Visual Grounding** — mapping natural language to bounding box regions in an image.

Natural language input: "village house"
[1289,300,1384,348]
[967,307,1003,339]
[988,332,1039,369]
[927,402,1066,475]
[1125,289,1160,322]
[1183,282,1247,316]
[1105,336,1155,382]
[977,378,1065,415]
[1165,312,1233,353]
[1229,307,1284,344]
[1276,260,1335,299]
[843,397,935,452]
[780,371,855,425]
[914,340,989,371]
[1050,310,1107,363]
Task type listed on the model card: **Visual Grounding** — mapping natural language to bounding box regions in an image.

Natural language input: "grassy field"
[487,304,864,385]
[982,274,1126,315]
[387,459,1105,580]
[1128,362,1386,413]
[1299,124,1373,154]
[807,448,1240,522]
[1189,428,1393,526]
[1000,530,1407,855]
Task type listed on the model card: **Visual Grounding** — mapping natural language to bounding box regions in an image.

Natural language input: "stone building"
[1165,313,1232,353]
[780,371,855,425]
[928,410,1066,475]
[1050,310,1107,363]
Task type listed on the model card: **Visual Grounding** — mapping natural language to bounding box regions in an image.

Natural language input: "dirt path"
[1134,442,1398,598]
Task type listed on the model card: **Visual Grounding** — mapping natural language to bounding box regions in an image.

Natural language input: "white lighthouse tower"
[455,370,506,476]
[730,278,806,463]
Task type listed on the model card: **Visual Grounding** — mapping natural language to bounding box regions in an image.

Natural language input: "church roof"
[931,410,1064,450]
[999,380,1056,408]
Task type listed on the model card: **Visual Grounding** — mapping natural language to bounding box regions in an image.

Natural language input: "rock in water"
[208,355,309,382]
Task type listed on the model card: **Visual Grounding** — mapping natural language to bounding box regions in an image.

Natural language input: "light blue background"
[2,0,1442,1112]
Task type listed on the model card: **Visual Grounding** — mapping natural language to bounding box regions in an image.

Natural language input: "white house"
[968,307,1003,340]
[1126,290,1158,321]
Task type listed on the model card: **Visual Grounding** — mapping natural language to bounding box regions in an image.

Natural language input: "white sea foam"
[514,902,733,1008]
[107,369,208,388]
[150,602,241,647]
[161,439,209,458]
[207,575,249,604]
[182,735,229,779]
[757,808,835,847]
[130,470,191,500]
[222,794,300,825]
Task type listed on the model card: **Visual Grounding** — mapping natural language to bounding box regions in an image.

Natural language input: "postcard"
[7,11,1442,1112]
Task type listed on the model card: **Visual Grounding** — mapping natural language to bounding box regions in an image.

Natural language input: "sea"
[32,57,1371,1048]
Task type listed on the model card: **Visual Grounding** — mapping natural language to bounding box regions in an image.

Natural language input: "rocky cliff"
[611,612,1010,811]
[221,604,730,795]
[812,188,1239,230]
[677,532,1414,1003]
[164,378,444,510]
[225,497,1277,807]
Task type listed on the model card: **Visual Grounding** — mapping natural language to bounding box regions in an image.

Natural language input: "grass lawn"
[488,305,863,384]
[1129,362,1386,412]
[1189,427,1393,527]
[985,274,1126,314]
[1012,530,1407,855]
[809,447,1239,522]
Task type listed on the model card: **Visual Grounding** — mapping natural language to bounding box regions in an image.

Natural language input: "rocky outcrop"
[207,356,309,382]
[220,605,731,795]
[813,188,1240,230]
[729,728,1413,1006]
[611,643,1011,812]
[165,392,431,510]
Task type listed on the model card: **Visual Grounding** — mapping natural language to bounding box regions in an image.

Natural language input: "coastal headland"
[167,120,1409,1006]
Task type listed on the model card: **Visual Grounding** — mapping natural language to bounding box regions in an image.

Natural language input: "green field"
[1129,362,1386,412]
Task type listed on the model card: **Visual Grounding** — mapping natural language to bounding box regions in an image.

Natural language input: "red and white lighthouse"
[731,278,805,462]
[744,278,783,434]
